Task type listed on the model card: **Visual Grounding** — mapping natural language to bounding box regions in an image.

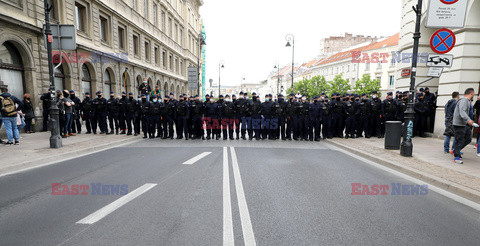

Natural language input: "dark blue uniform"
[235,98,248,139]
[139,100,151,138]
[81,97,93,133]
[205,101,219,139]
[345,100,359,138]
[162,100,176,139]
[357,98,372,138]
[148,100,163,138]
[309,100,322,141]
[107,97,120,134]
[92,96,108,134]
[125,97,137,135]
[260,100,275,139]
[176,100,190,139]
[371,97,383,138]
[331,99,345,138]
[248,98,262,140]
[321,100,332,139]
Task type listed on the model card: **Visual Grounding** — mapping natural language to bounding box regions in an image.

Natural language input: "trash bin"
[385,121,403,150]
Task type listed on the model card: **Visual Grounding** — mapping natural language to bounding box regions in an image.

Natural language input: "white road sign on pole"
[188,67,198,91]
[425,0,469,28]
[427,67,444,78]
[426,54,454,68]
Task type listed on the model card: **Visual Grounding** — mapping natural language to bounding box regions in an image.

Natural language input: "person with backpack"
[0,87,24,145]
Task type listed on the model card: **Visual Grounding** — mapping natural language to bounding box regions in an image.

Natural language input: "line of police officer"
[42,88,435,140]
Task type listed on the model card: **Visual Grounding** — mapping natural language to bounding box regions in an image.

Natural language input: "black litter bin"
[385,121,403,150]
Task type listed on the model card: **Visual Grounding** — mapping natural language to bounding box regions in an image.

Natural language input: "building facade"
[396,0,480,137]
[319,33,384,58]
[0,0,203,128]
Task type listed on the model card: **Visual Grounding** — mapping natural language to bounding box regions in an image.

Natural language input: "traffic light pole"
[400,0,422,157]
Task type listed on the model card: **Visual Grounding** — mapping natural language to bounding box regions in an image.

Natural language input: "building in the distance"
[319,33,385,58]
[0,0,203,129]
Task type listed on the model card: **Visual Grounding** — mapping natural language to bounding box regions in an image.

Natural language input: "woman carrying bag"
[22,94,35,133]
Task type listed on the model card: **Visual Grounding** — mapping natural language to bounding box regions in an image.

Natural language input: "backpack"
[0,96,17,116]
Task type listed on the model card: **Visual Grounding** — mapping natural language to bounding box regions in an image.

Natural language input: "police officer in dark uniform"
[125,92,137,135]
[139,94,151,138]
[383,92,398,122]
[275,94,288,140]
[414,92,427,137]
[148,95,163,138]
[235,92,248,140]
[92,91,108,134]
[190,95,204,139]
[248,92,262,140]
[221,95,236,140]
[260,94,274,140]
[118,92,128,134]
[162,95,176,139]
[397,92,408,122]
[231,94,240,139]
[370,91,383,138]
[134,95,142,136]
[358,94,372,138]
[309,96,322,141]
[81,92,93,134]
[176,95,190,140]
[204,95,218,140]
[331,93,345,138]
[321,95,332,139]
[40,89,52,131]
[107,91,120,135]
[285,94,296,140]
[69,90,82,134]
[345,94,359,139]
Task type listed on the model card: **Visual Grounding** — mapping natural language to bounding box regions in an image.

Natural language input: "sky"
[200,0,402,87]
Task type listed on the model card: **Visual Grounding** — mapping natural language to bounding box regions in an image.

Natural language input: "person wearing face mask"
[414,92,428,138]
[357,94,372,138]
[247,92,262,140]
[189,95,203,139]
[424,87,436,133]
[230,94,240,139]
[81,92,94,134]
[275,94,288,140]
[382,92,398,137]
[234,92,248,140]
[204,95,219,140]
[148,95,163,138]
[344,94,359,139]
[162,96,175,139]
[321,95,332,139]
[22,94,35,134]
[138,94,151,138]
[309,96,322,141]
[285,93,296,140]
[60,90,75,137]
[175,95,190,140]
[134,95,143,136]
[69,90,82,135]
[118,92,128,134]
[221,95,236,140]
[124,92,137,135]
[138,79,152,101]
[260,94,274,140]
[92,91,108,134]
[106,91,120,135]
[293,96,305,141]
[330,93,345,138]
[397,92,408,123]
[370,91,383,138]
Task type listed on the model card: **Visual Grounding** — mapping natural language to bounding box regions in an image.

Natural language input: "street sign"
[44,24,76,50]
[188,67,198,91]
[427,67,444,77]
[430,29,456,54]
[426,54,454,67]
[401,68,411,77]
[425,0,469,28]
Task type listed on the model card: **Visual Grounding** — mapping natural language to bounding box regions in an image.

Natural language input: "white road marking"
[324,142,480,212]
[76,183,158,224]
[183,152,212,165]
[230,147,257,246]
[223,147,234,246]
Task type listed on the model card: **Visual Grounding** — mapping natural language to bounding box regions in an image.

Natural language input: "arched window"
[53,63,65,91]
[136,75,142,96]
[104,69,112,94]
[121,71,129,93]
[81,64,91,96]
[0,42,24,98]
[164,82,168,95]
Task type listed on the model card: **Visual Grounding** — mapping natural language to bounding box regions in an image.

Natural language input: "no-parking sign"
[430,29,456,54]
[425,0,469,28]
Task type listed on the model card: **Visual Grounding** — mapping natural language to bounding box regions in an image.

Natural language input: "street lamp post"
[44,1,62,148]
[400,0,423,157]
[274,64,280,95]
[218,63,224,97]
[198,33,206,96]
[285,34,295,93]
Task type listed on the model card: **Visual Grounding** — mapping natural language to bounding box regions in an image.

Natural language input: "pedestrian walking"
[452,88,477,164]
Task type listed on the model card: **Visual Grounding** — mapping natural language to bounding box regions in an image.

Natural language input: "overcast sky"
[200,0,402,87]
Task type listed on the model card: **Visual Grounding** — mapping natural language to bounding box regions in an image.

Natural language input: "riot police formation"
[52,89,436,141]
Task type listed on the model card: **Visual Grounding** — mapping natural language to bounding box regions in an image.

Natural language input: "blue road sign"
[430,28,456,54]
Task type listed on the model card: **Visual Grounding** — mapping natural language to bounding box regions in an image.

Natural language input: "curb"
[325,139,480,204]
[0,137,141,176]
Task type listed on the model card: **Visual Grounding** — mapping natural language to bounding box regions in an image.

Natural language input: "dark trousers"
[345,115,356,136]
[177,116,189,139]
[453,125,472,158]
[134,115,141,134]
[372,114,382,137]
[286,117,294,139]
[240,116,248,137]
[163,116,175,138]
[93,112,107,133]
[71,112,82,133]
[42,109,49,131]
[192,115,203,138]
[261,116,272,139]
[125,112,135,134]
[118,112,126,132]
[277,116,286,139]
[310,117,321,140]
[84,111,93,133]
[414,113,426,136]
[232,116,240,137]
[358,114,370,137]
[248,115,261,138]
[141,116,149,136]
[322,115,332,138]
[148,115,162,136]
[222,117,235,139]
[108,112,119,133]
[25,118,33,132]
[331,113,344,137]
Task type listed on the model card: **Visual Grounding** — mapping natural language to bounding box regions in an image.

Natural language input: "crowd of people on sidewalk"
[443,88,480,164]
[0,87,36,145]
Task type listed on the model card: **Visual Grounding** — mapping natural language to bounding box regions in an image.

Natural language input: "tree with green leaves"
[307,76,330,97]
[353,74,381,96]
[329,74,351,96]
[292,79,310,98]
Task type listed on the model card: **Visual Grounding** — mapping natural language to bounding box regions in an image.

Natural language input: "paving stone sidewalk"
[326,136,480,203]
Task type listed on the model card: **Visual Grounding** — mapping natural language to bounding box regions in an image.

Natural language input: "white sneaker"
[477,153,480,157]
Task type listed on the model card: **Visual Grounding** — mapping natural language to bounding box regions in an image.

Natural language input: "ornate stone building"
[0,0,203,127]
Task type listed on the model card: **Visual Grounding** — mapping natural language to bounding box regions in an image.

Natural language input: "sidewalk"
[326,136,480,203]
[0,132,139,175]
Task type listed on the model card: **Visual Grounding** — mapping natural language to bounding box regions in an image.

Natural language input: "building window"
[0,42,25,99]
[347,65,350,72]
[175,58,179,73]
[365,63,370,71]
[81,64,92,96]
[389,75,395,89]
[169,55,173,71]
[144,0,148,18]
[99,14,110,44]
[53,63,65,91]
[153,3,157,26]
[179,0,183,15]
[75,2,87,33]
[133,34,139,56]
[47,0,58,22]
[179,29,183,47]
[145,41,150,61]
[168,18,172,37]
[377,62,382,69]
[175,24,178,42]
[162,51,167,69]
[132,0,136,10]
[118,25,126,50]
[161,11,166,32]
[104,69,113,93]
[154,46,159,65]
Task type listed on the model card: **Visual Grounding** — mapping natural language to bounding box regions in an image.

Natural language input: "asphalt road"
[0,140,479,246]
